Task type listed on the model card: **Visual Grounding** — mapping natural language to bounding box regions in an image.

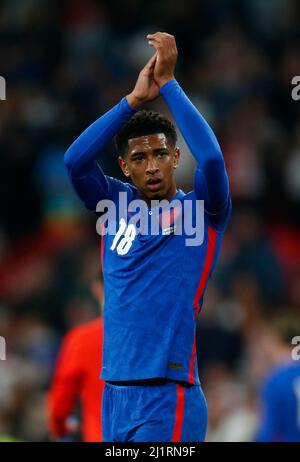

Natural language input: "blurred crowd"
[0,0,299,441]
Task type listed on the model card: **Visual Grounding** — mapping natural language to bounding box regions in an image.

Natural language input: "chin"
[139,185,167,204]
[148,191,165,202]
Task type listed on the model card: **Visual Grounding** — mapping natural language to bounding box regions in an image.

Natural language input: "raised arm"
[64,99,136,177]
[148,33,230,216]
[64,53,160,209]
[64,99,137,210]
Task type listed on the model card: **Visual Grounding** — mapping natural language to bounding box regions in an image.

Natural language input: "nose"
[146,157,159,174]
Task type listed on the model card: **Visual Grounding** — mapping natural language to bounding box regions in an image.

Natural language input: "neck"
[164,183,178,202]
[141,183,178,208]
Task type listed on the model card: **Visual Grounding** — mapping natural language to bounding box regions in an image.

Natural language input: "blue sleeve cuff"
[159,79,179,96]
[123,96,139,113]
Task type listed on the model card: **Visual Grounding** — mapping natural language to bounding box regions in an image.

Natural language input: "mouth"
[146,178,163,192]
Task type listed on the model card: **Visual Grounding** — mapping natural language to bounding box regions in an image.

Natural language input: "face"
[118,133,180,205]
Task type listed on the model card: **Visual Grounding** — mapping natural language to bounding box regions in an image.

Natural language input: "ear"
[173,147,180,169]
[118,156,131,177]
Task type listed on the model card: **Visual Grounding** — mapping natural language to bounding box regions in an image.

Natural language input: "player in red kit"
[48,283,104,442]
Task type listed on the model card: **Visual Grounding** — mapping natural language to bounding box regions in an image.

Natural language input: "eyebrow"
[130,151,146,158]
[130,148,168,157]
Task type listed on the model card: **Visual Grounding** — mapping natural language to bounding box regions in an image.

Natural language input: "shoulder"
[204,194,232,233]
[106,176,137,202]
[64,318,103,345]
[270,362,300,382]
[181,190,232,233]
[262,362,299,396]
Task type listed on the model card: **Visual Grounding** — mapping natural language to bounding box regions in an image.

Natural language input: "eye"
[134,155,144,162]
[132,154,145,162]
[156,151,168,158]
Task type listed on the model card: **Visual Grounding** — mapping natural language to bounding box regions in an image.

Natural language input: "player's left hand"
[126,53,160,109]
[147,32,178,87]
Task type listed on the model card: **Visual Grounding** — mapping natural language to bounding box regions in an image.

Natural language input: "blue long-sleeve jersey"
[65,80,231,383]
[255,362,300,442]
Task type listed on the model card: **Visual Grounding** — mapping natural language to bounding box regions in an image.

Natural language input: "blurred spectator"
[254,313,300,442]
[217,208,285,305]
[48,280,104,442]
[48,316,104,442]
[203,363,257,442]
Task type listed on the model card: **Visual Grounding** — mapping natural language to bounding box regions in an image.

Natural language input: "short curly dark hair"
[115,110,177,156]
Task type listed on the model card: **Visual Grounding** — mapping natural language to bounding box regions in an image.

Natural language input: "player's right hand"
[147,32,178,87]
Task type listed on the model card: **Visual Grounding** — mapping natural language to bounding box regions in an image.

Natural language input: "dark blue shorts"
[102,380,207,442]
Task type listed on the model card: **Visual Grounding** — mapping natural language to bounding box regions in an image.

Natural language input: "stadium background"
[0,0,299,441]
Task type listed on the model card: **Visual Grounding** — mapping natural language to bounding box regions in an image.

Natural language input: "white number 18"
[110,218,136,255]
